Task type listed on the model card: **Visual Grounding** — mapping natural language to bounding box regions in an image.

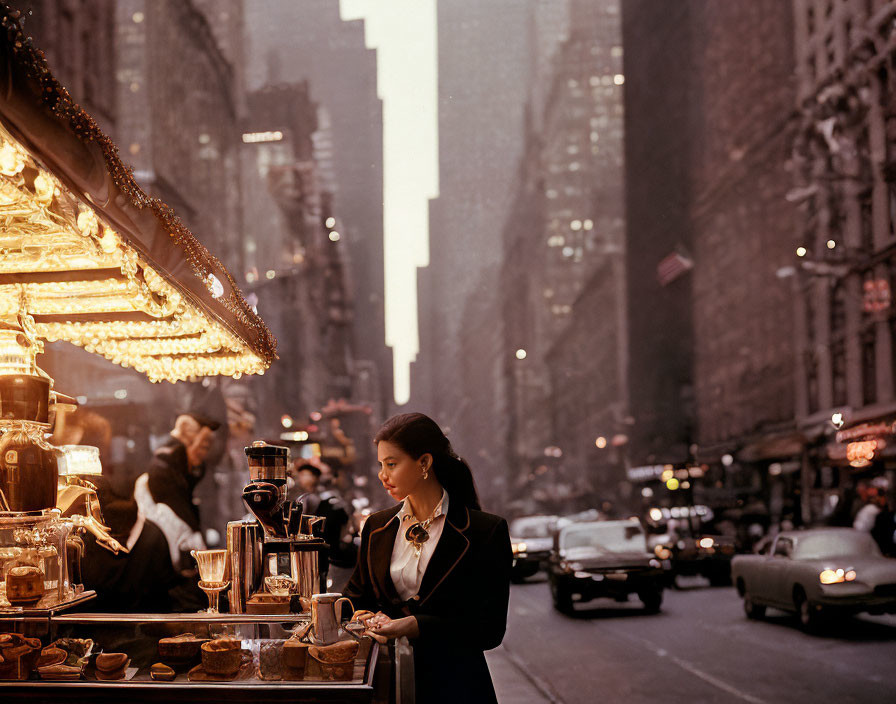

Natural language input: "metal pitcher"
[310,592,354,645]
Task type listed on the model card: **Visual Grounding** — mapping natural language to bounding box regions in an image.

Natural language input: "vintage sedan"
[732,528,896,630]
[548,519,665,614]
[509,515,558,582]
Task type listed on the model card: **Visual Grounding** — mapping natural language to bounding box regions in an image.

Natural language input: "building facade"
[498,0,627,513]
[414,0,535,439]
[792,0,896,516]
[245,0,392,418]
[622,0,802,523]
[621,0,697,468]
[11,0,117,133]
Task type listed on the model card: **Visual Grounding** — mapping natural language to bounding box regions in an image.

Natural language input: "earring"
[422,464,429,480]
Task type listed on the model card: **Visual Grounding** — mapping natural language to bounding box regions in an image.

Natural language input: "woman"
[344,413,511,703]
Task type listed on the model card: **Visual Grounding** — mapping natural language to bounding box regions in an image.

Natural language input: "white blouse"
[389,489,450,600]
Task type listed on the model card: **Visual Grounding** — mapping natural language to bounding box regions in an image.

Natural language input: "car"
[732,527,896,631]
[509,515,558,582]
[650,533,736,586]
[547,519,665,614]
[645,506,735,586]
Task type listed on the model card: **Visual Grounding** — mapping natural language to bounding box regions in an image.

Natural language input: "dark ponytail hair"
[375,412,481,511]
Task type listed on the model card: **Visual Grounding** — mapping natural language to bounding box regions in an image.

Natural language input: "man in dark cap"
[134,413,220,569]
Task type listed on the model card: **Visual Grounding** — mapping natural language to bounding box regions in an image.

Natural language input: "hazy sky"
[339,0,438,404]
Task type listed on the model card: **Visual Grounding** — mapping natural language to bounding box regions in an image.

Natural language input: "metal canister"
[290,539,325,598]
[225,520,261,614]
[0,424,58,512]
[244,441,289,483]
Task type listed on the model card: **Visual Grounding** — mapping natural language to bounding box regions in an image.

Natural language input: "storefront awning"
[0,9,276,382]
[738,430,805,463]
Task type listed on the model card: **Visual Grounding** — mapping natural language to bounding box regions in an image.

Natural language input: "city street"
[492,576,896,703]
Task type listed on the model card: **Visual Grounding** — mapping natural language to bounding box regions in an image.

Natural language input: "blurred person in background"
[82,477,205,612]
[134,413,219,570]
[853,486,886,533]
[870,491,896,557]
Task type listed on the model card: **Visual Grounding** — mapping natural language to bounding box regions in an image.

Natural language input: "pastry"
[0,633,41,680]
[36,647,67,668]
[150,662,176,681]
[50,638,94,667]
[200,639,241,676]
[5,565,44,605]
[158,633,206,662]
[37,664,82,681]
[310,640,359,664]
[95,652,129,680]
[308,642,358,682]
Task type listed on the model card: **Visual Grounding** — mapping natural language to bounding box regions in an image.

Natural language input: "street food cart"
[0,6,410,701]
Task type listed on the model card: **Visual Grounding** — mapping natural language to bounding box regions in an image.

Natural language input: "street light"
[595,436,607,449]
[515,348,527,360]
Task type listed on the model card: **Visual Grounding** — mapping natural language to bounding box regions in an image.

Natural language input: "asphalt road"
[498,575,896,703]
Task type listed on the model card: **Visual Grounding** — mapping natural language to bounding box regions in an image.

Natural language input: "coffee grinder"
[238,441,326,608]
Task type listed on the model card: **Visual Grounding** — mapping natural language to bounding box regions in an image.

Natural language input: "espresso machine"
[226,441,327,613]
[0,318,91,610]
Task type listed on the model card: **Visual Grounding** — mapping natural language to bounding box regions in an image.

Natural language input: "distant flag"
[656,251,694,287]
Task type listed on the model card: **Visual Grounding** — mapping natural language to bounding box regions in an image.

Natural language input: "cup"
[191,549,228,582]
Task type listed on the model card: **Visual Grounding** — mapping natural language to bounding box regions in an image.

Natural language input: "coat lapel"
[417,503,470,606]
[367,505,402,604]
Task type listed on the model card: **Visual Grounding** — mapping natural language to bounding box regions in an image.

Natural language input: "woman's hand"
[365,612,419,640]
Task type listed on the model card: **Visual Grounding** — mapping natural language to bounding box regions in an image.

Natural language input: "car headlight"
[512,541,528,554]
[698,537,714,549]
[819,568,857,584]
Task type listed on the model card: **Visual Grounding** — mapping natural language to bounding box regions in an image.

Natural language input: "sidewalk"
[486,644,557,703]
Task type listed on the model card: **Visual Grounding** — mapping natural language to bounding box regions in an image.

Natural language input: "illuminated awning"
[0,9,276,382]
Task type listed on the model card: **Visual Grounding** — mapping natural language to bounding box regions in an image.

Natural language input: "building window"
[861,196,874,250]
[806,351,819,414]
[830,282,847,336]
[831,340,847,408]
[862,329,878,406]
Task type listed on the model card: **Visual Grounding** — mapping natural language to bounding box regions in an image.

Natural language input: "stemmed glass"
[191,549,230,614]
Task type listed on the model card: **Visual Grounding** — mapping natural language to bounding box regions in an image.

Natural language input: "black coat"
[147,435,204,531]
[345,500,511,704]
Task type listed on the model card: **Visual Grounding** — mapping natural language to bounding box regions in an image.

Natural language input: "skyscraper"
[416,0,534,430]
[245,0,391,413]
